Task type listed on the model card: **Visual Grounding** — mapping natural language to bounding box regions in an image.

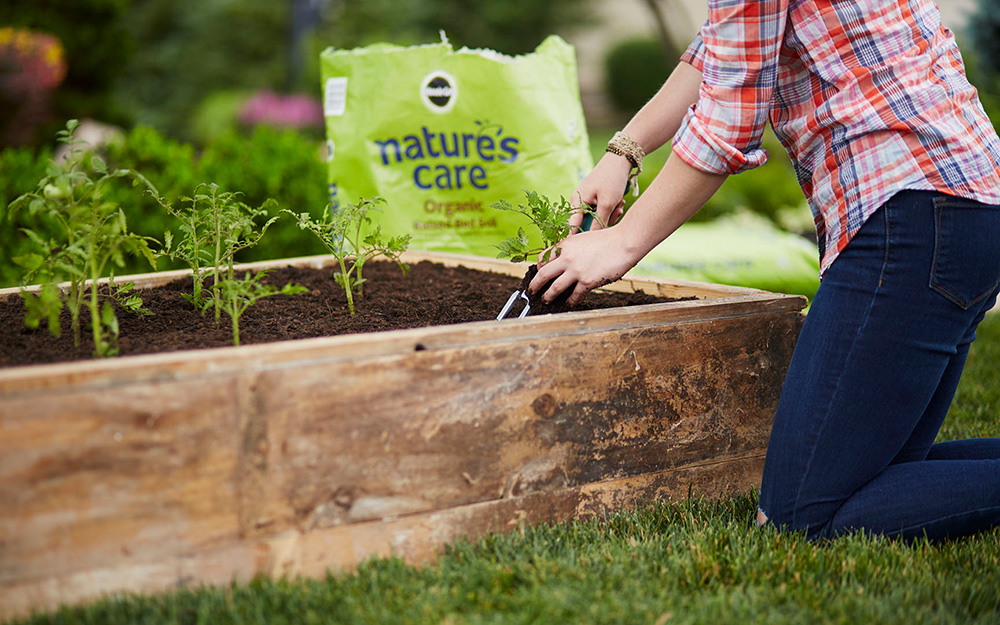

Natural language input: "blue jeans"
[758,190,1000,541]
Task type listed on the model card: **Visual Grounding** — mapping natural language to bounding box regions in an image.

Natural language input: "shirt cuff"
[671,104,769,175]
[680,24,708,71]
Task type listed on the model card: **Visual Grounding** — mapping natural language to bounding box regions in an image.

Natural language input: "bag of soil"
[632,211,821,298]
[319,34,592,256]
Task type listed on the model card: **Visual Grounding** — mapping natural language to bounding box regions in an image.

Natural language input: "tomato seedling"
[286,197,410,316]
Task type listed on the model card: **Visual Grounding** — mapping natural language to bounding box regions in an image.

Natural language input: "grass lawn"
[12,314,1000,625]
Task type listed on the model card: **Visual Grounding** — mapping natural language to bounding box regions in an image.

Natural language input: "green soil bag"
[320,35,592,255]
[632,212,820,299]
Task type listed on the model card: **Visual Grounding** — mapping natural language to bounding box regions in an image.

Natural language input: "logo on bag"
[421,70,457,113]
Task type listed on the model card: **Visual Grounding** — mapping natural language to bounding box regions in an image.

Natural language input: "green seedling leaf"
[8,120,158,353]
[492,191,577,265]
[12,252,45,271]
[21,284,63,337]
[212,269,306,345]
[285,196,409,316]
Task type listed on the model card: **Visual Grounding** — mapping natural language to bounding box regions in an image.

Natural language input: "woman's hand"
[569,153,632,232]
[535,61,714,307]
[529,225,640,308]
[531,151,731,308]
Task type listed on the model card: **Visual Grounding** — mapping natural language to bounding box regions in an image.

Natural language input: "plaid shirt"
[673,0,1000,274]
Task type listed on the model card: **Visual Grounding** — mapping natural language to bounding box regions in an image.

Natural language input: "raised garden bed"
[0,251,806,619]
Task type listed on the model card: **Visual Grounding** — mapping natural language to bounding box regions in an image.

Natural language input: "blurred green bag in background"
[632,211,821,299]
[319,34,592,255]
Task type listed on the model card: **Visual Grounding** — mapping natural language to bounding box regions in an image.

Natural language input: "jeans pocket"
[931,196,1000,310]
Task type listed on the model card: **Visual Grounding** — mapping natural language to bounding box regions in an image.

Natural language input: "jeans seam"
[790,205,891,531]
[882,504,1000,539]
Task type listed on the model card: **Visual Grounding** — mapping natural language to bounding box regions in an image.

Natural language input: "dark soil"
[0,260,680,369]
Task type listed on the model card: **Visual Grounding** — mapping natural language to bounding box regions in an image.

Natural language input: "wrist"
[608,216,647,267]
[606,131,645,170]
[606,130,645,196]
[600,151,633,174]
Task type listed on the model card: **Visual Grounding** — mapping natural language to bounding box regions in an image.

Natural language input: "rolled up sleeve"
[672,0,788,175]
[680,25,707,71]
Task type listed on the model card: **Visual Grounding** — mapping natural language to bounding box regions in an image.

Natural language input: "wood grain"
[0,456,765,620]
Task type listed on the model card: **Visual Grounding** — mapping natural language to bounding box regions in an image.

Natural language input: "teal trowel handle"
[580,180,632,232]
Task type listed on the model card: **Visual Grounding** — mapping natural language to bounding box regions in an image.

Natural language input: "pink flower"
[239,89,324,129]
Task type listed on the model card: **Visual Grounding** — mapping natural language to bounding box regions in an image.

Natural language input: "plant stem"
[339,255,355,316]
[231,298,240,346]
[190,213,203,308]
[213,207,223,325]
[89,264,100,355]
[69,281,81,346]
[354,221,364,298]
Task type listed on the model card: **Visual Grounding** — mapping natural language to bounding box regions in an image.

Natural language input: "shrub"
[1,124,331,287]
[969,0,1000,78]
[104,124,329,264]
[604,38,676,115]
[99,125,199,268]
[189,90,254,145]
[195,127,330,261]
[0,143,54,286]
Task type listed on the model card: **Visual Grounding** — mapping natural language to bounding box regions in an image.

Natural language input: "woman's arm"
[623,61,704,156]
[530,145,728,306]
[573,61,704,229]
[535,0,791,306]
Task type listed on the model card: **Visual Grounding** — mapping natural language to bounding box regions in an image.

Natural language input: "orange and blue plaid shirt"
[674,0,1000,274]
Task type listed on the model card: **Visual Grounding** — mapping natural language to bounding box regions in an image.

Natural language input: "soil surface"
[0,260,682,369]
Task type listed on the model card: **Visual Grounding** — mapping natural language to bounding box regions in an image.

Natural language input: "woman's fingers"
[588,194,619,231]
[565,281,593,308]
[541,272,578,304]
[610,199,626,226]
[530,249,564,290]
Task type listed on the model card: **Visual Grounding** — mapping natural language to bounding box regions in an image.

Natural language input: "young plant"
[491,190,601,264]
[8,119,157,357]
[286,197,410,316]
[159,183,278,322]
[212,270,307,346]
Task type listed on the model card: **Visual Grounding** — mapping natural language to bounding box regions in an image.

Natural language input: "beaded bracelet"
[606,131,645,196]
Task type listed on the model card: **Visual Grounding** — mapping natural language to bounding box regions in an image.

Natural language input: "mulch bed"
[0,260,677,369]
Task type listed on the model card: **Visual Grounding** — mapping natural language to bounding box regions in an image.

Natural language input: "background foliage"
[112,0,290,141]
[603,37,676,115]
[1,126,328,287]
[969,0,1000,78]
[2,0,133,138]
[110,0,594,140]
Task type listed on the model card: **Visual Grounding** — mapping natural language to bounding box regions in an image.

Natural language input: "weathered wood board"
[0,252,806,619]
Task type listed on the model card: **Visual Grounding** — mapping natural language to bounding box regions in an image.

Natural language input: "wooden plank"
[0,307,800,594]
[0,375,247,586]
[0,455,764,621]
[243,311,799,536]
